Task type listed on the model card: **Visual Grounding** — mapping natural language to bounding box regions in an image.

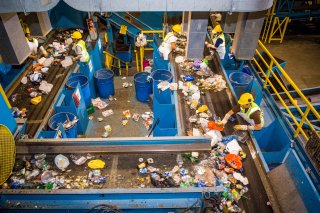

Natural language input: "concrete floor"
[265,35,320,89]
[85,76,152,138]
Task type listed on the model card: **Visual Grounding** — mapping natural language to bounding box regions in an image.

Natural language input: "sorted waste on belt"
[4,140,250,212]
[11,29,81,121]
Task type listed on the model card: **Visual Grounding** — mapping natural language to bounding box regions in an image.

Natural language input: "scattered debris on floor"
[91,98,109,110]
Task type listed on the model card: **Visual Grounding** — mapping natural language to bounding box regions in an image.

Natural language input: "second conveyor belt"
[173,53,273,213]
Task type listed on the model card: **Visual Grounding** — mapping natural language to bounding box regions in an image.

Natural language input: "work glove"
[234,125,255,131]
[234,125,248,131]
[175,47,184,53]
[217,114,230,126]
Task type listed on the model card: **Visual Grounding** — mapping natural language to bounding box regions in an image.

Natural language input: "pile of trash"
[2,153,107,190]
[136,137,248,212]
[11,30,80,117]
[175,32,187,54]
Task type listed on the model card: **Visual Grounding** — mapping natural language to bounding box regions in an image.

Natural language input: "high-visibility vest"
[26,37,38,46]
[212,33,225,59]
[160,32,175,49]
[76,40,90,62]
[238,102,265,126]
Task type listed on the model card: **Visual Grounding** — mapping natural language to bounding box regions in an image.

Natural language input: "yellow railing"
[103,51,129,76]
[262,0,277,43]
[252,40,320,141]
[261,0,291,44]
[138,30,164,72]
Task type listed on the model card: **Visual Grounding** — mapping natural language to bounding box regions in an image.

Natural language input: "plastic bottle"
[176,154,184,167]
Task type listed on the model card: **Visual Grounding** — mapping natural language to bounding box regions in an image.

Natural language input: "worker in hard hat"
[71,31,90,62]
[205,25,226,60]
[210,12,222,25]
[25,33,39,58]
[158,24,184,60]
[218,93,264,131]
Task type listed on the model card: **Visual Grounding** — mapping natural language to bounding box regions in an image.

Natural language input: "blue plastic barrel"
[94,69,114,98]
[229,72,253,96]
[151,69,173,86]
[66,74,91,108]
[134,72,152,102]
[48,112,77,138]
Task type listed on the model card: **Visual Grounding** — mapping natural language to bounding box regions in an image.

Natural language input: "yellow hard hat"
[25,26,30,34]
[172,24,182,33]
[212,25,223,34]
[71,31,82,39]
[238,93,254,105]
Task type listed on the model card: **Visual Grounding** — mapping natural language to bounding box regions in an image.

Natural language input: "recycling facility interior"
[0,0,320,212]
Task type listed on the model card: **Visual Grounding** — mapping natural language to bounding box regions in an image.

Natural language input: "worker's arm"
[205,41,216,49]
[172,42,184,53]
[218,109,235,126]
[234,123,262,131]
[234,111,263,131]
[171,42,177,50]
[73,45,83,60]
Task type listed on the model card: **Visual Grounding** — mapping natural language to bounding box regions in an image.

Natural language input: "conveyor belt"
[7,30,87,138]
[173,53,273,213]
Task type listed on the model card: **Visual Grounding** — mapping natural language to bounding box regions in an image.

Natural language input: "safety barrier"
[261,0,291,44]
[103,51,129,76]
[139,30,164,72]
[252,40,320,141]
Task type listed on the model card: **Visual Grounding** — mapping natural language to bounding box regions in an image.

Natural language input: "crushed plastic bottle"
[176,154,184,167]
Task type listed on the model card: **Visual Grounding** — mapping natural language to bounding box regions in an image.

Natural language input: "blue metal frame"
[0,187,223,212]
[275,0,320,20]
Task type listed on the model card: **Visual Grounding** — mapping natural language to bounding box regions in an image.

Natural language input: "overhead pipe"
[0,0,60,13]
[0,0,273,13]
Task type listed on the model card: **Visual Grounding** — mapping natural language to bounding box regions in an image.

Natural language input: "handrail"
[112,12,144,32]
[103,51,129,76]
[124,12,154,30]
[252,40,320,141]
[139,30,164,72]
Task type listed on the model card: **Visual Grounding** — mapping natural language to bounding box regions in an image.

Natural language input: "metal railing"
[252,40,320,141]
[103,51,129,76]
[261,0,291,44]
[139,30,164,72]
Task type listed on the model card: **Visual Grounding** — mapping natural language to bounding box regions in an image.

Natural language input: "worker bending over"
[218,93,264,131]
[71,31,90,62]
[205,25,225,60]
[158,24,183,60]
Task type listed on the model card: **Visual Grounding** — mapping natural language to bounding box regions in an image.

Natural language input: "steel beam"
[16,136,212,154]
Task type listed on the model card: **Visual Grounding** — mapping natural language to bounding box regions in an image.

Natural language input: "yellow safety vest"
[76,40,90,62]
[239,102,264,126]
[26,37,39,46]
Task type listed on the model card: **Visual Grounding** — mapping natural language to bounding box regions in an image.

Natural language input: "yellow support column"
[134,49,139,72]
[140,46,144,72]
[118,60,122,76]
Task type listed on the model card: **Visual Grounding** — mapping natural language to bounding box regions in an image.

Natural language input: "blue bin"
[48,112,77,138]
[94,69,115,98]
[134,72,152,102]
[151,69,173,85]
[66,74,91,108]
[229,72,253,96]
